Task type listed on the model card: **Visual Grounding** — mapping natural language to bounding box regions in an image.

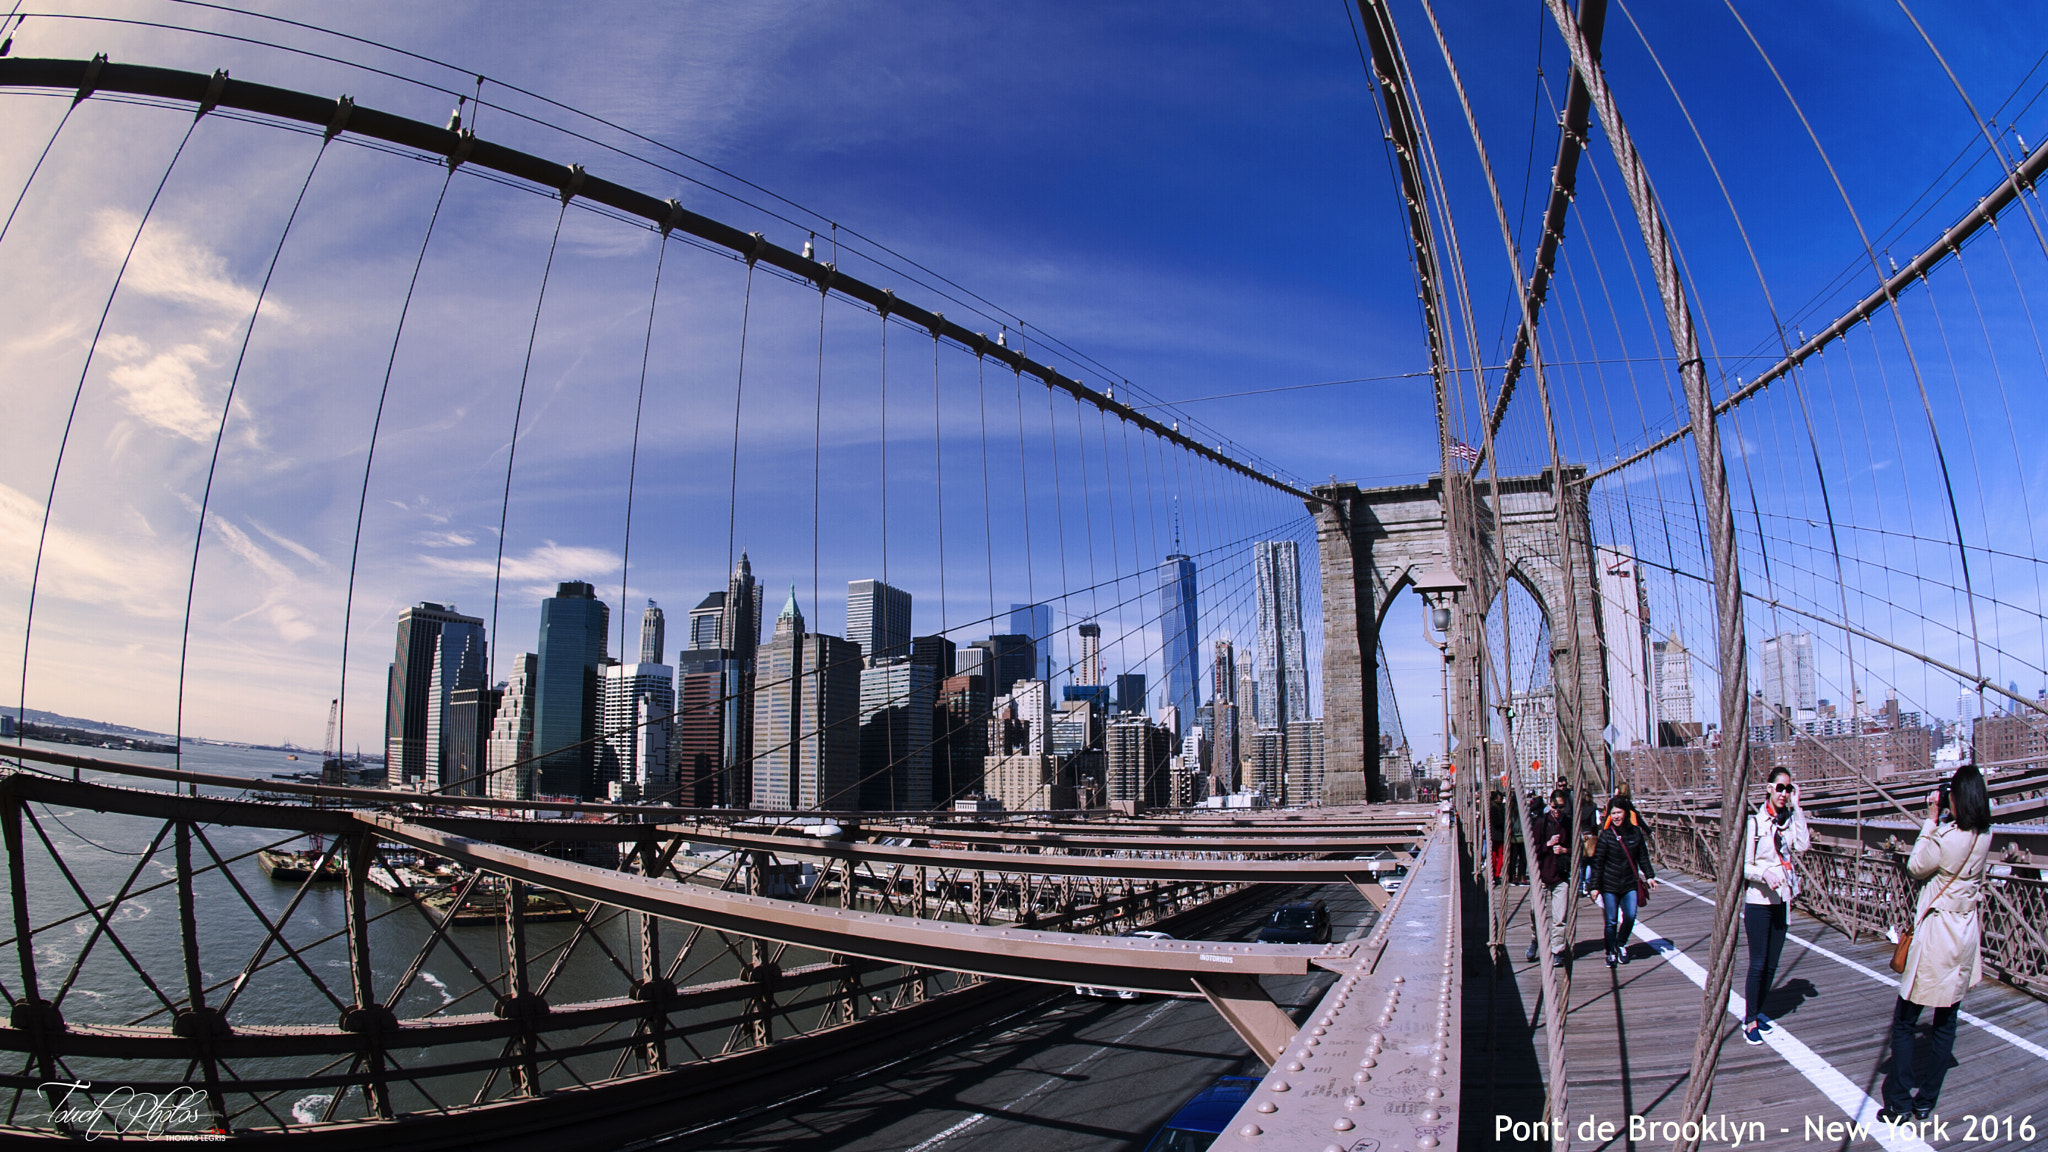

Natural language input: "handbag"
[1616,830,1651,906]
[1890,833,1977,975]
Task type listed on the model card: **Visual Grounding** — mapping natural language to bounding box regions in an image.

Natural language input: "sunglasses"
[1771,783,1794,793]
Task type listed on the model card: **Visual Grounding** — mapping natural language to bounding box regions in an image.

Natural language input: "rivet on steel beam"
[1284,1060,1304,1072]
[1239,1124,1261,1137]
[1267,1080,1290,1093]
[1255,1101,1277,1114]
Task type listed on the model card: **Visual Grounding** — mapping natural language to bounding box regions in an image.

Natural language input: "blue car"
[1141,1075,1259,1151]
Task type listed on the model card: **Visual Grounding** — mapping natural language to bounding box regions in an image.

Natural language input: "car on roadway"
[1140,1075,1260,1151]
[1254,899,1331,944]
[1073,929,1172,999]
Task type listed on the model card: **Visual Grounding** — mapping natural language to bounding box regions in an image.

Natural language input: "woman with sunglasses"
[1740,767,1810,1045]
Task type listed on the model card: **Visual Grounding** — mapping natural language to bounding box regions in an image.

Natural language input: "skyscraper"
[1253,541,1311,728]
[720,555,763,808]
[1157,553,1199,739]
[1010,603,1054,681]
[859,656,936,810]
[936,672,989,803]
[751,589,861,811]
[687,592,725,650]
[970,634,1036,698]
[599,661,674,802]
[1210,639,1239,793]
[1115,672,1147,717]
[1760,631,1817,720]
[533,581,609,798]
[672,646,725,808]
[638,599,665,666]
[1076,622,1102,687]
[1596,546,1652,748]
[385,601,487,788]
[910,634,956,679]
[1653,629,1696,737]
[848,579,913,663]
[485,653,538,801]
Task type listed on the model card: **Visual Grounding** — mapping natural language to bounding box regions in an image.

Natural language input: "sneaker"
[1754,1014,1774,1034]
[1606,949,1618,968]
[1875,1107,1909,1126]
[1618,946,1633,965]
[1742,1023,1763,1046]
[1525,942,1539,962]
[1913,1104,1934,1122]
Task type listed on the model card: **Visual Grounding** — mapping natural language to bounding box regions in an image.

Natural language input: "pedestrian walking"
[1525,788,1574,963]
[1591,796,1657,966]
[1740,767,1810,1045]
[1878,764,1993,1123]
[1577,791,1601,896]
[1489,789,1508,883]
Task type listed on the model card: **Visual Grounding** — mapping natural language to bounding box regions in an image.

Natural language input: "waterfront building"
[719,555,764,808]
[599,662,675,802]
[485,653,538,801]
[533,582,609,798]
[386,601,487,789]
[443,684,499,796]
[985,753,1067,811]
[936,672,989,804]
[751,589,861,811]
[859,655,936,810]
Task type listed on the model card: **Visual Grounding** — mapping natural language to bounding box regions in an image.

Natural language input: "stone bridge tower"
[1312,468,1608,803]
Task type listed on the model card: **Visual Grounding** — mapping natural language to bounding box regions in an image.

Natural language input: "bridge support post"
[1192,973,1297,1067]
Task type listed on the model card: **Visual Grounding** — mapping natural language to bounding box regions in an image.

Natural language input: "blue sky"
[2,1,2043,756]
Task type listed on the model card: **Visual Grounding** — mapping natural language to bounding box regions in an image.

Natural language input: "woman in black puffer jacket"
[1591,796,1659,966]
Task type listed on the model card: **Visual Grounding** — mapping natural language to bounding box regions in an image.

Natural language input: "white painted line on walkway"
[1628,920,1934,1152]
[1656,877,2048,1065]
[905,998,1181,1152]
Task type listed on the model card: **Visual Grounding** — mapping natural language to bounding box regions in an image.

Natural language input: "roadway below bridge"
[658,881,1383,1152]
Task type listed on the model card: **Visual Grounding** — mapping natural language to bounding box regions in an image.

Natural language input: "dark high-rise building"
[719,555,764,808]
[533,581,609,798]
[936,673,989,803]
[687,592,725,650]
[385,601,487,788]
[638,599,665,665]
[859,656,936,810]
[848,578,913,663]
[1115,672,1148,717]
[1158,552,1199,739]
[971,634,1036,697]
[910,634,957,679]
[673,646,726,808]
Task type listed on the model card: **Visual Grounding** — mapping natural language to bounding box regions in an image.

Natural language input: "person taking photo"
[1879,763,1993,1124]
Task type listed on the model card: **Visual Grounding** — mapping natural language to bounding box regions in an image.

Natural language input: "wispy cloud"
[420,541,620,584]
[107,341,219,441]
[85,209,282,318]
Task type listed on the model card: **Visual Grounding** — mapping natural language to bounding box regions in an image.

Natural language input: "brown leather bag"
[1891,833,1976,975]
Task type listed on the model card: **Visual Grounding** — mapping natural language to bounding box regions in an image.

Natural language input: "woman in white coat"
[1740,767,1809,1045]
[1878,763,1993,1124]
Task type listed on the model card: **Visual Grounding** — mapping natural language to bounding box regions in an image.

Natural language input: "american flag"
[1449,439,1480,464]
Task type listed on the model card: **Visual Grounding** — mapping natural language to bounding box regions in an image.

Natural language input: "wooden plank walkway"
[1466,870,2048,1151]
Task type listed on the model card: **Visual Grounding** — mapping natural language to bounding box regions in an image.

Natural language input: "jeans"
[1533,881,1570,955]
[1602,888,1638,956]
[1743,902,1788,1024]
[1883,997,1960,1113]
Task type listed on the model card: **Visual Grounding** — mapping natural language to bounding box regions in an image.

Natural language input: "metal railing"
[1640,810,2048,999]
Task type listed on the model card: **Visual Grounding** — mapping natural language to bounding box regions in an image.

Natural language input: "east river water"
[4,738,773,1128]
